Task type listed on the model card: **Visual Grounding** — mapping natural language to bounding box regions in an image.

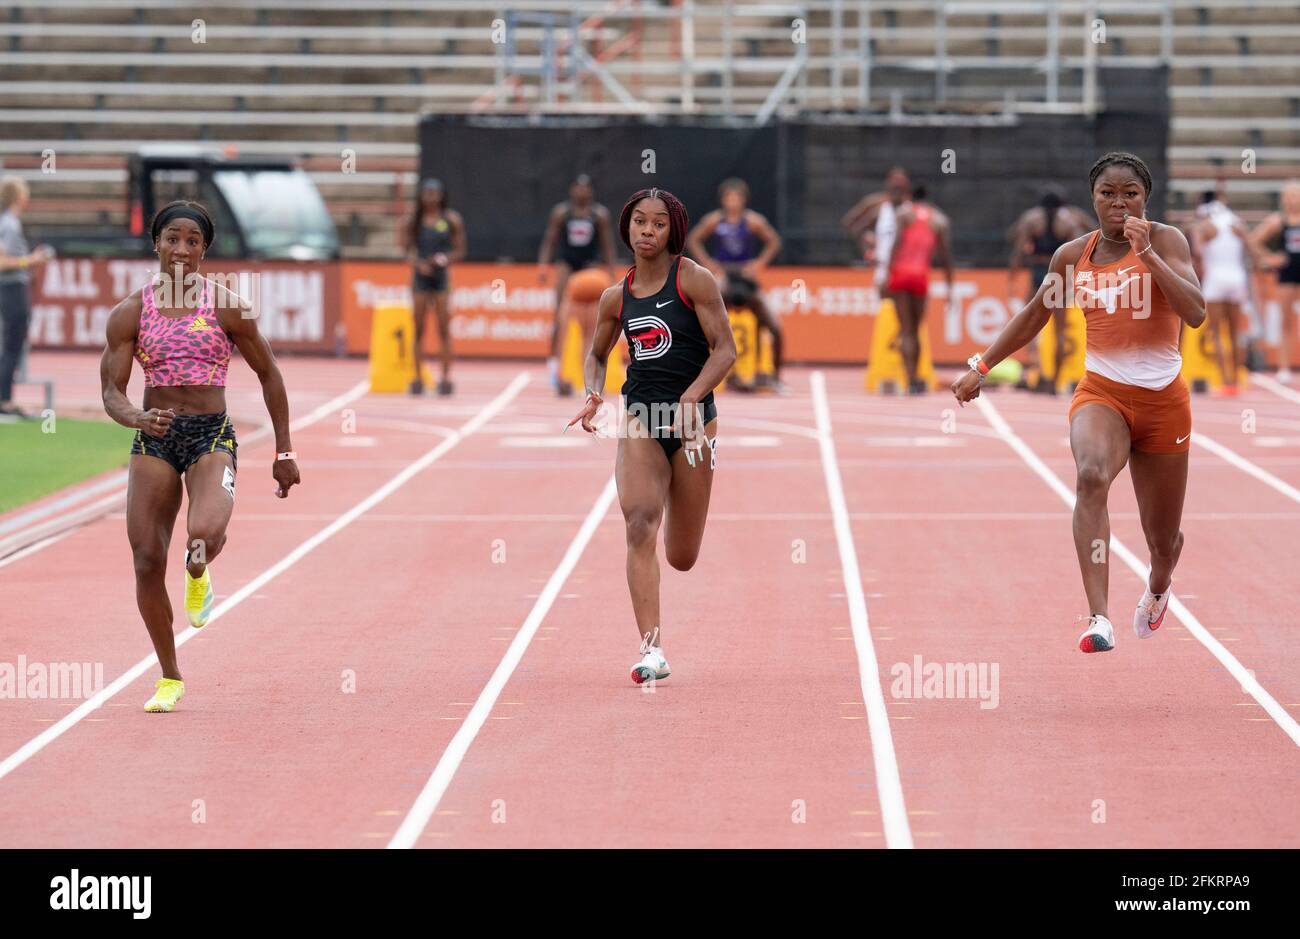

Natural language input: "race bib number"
[222,465,236,499]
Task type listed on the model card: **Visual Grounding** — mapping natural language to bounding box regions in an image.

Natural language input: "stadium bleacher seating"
[1,0,1296,255]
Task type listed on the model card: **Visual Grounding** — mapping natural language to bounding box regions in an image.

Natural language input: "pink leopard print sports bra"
[134,278,233,387]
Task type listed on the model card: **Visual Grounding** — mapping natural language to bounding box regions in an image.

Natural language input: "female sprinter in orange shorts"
[952,152,1205,653]
[567,188,736,683]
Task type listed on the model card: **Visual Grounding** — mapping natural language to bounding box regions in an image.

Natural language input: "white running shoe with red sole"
[1078,614,1115,653]
[631,627,670,684]
[1133,586,1171,639]
[630,647,670,684]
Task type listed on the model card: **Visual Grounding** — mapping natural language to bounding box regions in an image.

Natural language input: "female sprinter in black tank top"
[538,175,616,395]
[1007,188,1091,392]
[566,188,737,684]
[404,178,466,396]
[1249,179,1300,382]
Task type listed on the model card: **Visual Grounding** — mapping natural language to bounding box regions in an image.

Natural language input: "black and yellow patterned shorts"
[130,411,238,475]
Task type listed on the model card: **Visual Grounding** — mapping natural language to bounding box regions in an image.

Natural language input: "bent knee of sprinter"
[1146,528,1183,560]
[666,546,698,572]
[185,529,227,564]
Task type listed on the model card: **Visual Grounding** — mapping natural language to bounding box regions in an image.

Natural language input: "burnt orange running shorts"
[1068,370,1192,454]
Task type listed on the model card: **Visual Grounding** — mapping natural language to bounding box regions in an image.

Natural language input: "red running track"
[0,352,1297,847]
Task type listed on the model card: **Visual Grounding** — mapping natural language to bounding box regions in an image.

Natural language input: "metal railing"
[477,2,813,118]
[8,1,1288,125]
[478,0,1185,122]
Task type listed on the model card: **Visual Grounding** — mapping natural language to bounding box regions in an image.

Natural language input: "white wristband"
[276,451,297,461]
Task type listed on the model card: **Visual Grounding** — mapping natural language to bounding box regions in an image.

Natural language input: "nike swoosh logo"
[655,300,673,308]
[1176,434,1190,444]
[1117,266,1136,276]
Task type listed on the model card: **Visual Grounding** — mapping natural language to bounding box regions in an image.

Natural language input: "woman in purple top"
[686,179,786,390]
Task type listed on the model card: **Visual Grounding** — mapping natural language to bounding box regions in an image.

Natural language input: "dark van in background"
[30,146,340,262]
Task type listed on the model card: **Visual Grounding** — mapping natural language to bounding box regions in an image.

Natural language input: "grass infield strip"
[0,418,135,514]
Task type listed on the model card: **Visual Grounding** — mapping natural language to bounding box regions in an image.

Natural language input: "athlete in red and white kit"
[886,185,953,394]
[841,167,911,312]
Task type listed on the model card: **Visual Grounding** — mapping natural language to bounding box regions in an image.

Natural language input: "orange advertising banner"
[337,262,1036,364]
[27,258,1295,366]
[340,261,562,358]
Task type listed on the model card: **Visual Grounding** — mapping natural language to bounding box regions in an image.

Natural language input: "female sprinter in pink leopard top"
[100,200,301,713]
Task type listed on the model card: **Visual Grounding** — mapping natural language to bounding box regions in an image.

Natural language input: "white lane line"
[0,490,140,563]
[809,371,913,850]
[726,417,821,441]
[1253,373,1300,407]
[111,509,1299,525]
[499,436,591,448]
[0,470,129,536]
[355,416,460,436]
[388,473,618,849]
[0,528,81,571]
[281,379,372,437]
[0,374,529,786]
[1196,412,1300,434]
[830,412,1005,439]
[1194,430,1300,506]
[863,435,966,447]
[975,394,1300,749]
[0,379,372,563]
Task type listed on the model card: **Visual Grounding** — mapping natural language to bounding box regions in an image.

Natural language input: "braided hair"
[1088,152,1153,196]
[618,187,690,256]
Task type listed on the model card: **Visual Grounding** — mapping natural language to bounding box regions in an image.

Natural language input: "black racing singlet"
[620,256,715,407]
[560,205,600,269]
[416,216,453,259]
[1280,218,1300,285]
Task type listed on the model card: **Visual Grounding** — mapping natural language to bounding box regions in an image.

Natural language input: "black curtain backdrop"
[419,67,1167,268]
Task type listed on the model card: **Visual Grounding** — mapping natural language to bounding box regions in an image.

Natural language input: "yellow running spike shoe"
[184,551,214,628]
[144,678,185,713]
